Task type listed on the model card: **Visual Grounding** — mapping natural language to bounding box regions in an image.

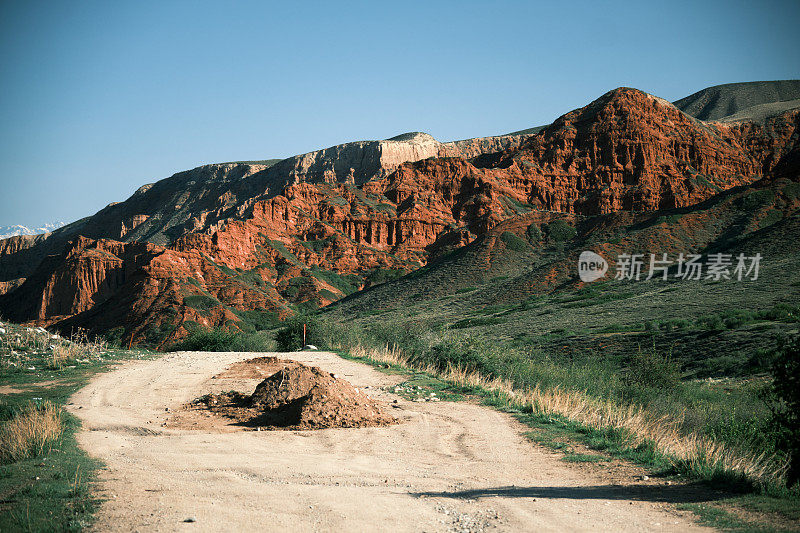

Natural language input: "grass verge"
[0,401,63,464]
[0,321,153,531]
[332,342,800,530]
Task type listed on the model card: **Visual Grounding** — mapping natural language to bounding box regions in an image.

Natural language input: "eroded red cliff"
[1,87,797,344]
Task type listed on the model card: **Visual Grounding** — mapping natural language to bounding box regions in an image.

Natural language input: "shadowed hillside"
[675,80,800,122]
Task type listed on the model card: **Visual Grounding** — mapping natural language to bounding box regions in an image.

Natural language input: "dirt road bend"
[68,351,712,532]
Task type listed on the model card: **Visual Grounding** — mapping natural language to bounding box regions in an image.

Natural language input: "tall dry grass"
[50,343,79,369]
[0,401,63,464]
[0,323,111,371]
[346,343,787,486]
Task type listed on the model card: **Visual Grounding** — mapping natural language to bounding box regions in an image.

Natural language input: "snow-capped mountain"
[0,222,66,240]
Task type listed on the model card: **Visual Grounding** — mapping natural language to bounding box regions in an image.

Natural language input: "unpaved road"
[68,351,713,532]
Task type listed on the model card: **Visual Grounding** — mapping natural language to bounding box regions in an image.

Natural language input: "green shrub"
[275,314,322,351]
[411,336,498,375]
[740,189,775,211]
[367,268,405,286]
[233,309,280,331]
[145,323,176,346]
[768,335,800,487]
[661,319,690,331]
[760,209,783,229]
[745,348,778,374]
[104,326,125,347]
[183,294,221,311]
[526,223,542,244]
[697,314,725,331]
[310,267,360,295]
[694,305,800,333]
[169,327,275,352]
[627,344,681,390]
[783,182,800,200]
[283,276,312,299]
[544,220,577,242]
[170,328,239,351]
[765,304,800,322]
[500,231,531,252]
[656,214,683,224]
[299,237,331,253]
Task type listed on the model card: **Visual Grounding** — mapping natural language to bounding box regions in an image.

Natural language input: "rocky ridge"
[1,85,798,345]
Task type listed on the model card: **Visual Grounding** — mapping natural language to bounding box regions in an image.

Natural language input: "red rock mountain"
[1,87,797,345]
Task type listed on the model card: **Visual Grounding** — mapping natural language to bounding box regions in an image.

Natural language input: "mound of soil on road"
[197,361,396,430]
[248,366,395,429]
[213,356,296,379]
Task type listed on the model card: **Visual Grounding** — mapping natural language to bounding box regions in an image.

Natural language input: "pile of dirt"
[196,361,396,430]
[213,356,296,379]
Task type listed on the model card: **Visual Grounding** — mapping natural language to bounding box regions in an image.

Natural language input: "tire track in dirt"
[68,351,714,532]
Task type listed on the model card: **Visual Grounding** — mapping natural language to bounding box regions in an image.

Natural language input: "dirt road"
[68,351,713,532]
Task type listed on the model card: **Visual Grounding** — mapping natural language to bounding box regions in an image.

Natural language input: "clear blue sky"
[1,0,798,228]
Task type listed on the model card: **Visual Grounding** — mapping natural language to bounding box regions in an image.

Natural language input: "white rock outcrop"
[265,131,534,187]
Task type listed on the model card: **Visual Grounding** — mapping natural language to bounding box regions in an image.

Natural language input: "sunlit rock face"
[1,86,797,344]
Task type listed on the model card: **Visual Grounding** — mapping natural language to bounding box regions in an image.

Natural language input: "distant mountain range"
[0,80,797,346]
[0,222,66,240]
